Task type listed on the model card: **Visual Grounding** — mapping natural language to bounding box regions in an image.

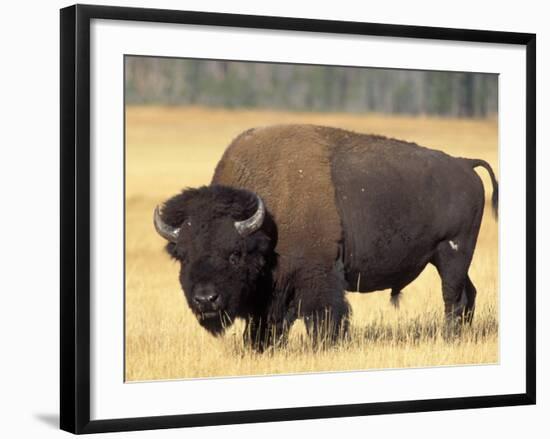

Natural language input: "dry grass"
[125,106,498,381]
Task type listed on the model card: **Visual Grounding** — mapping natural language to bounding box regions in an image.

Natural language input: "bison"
[154,124,498,350]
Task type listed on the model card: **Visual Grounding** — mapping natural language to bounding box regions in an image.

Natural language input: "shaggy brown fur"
[212,125,343,285]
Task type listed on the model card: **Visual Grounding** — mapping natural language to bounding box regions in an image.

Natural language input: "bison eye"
[228,252,240,265]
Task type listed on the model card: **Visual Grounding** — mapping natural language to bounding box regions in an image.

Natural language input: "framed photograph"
[60,4,536,434]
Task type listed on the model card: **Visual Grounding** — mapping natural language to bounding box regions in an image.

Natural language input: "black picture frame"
[60,4,536,434]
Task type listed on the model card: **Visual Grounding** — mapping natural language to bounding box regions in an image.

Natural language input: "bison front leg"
[243,316,293,353]
[297,269,350,348]
[303,307,350,348]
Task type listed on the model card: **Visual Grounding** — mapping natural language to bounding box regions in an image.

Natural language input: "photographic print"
[61,5,535,432]
[124,57,499,382]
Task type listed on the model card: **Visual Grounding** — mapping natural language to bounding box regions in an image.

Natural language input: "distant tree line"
[125,56,498,118]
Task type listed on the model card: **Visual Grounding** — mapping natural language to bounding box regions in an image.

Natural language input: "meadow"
[125,106,498,381]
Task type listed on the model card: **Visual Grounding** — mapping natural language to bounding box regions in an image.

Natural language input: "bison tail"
[467,158,499,219]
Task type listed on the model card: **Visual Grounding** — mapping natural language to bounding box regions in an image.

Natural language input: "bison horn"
[153,206,180,242]
[234,195,265,236]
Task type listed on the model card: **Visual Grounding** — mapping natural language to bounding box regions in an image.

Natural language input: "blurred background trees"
[125,57,497,118]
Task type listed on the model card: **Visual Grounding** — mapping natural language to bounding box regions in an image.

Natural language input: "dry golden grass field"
[125,106,499,381]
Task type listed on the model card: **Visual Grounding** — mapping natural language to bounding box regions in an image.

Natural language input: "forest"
[125,56,498,118]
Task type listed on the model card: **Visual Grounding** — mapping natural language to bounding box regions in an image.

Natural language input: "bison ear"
[246,234,271,254]
[164,242,180,260]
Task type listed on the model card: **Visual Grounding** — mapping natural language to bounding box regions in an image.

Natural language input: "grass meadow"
[125,106,499,381]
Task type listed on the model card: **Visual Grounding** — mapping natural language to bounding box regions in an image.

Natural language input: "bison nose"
[193,285,219,306]
[194,293,219,305]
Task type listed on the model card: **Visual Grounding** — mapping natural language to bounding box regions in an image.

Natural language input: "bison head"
[154,185,273,335]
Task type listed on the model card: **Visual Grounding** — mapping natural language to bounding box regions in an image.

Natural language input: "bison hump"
[212,125,343,274]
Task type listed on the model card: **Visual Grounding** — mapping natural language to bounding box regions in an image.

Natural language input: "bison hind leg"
[431,237,479,336]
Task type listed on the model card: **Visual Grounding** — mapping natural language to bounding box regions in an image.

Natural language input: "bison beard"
[154,124,498,351]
